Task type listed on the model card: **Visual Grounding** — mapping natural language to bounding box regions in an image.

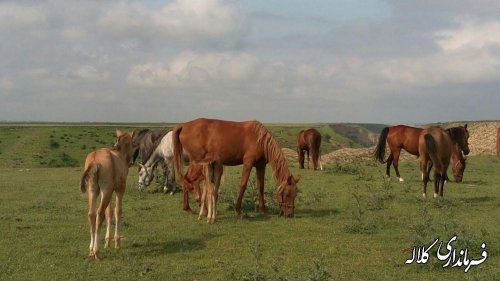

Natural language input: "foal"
[80,129,136,260]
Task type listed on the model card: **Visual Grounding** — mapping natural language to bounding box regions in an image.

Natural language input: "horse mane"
[141,129,171,164]
[254,122,291,184]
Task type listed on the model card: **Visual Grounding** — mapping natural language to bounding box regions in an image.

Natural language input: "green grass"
[0,124,499,280]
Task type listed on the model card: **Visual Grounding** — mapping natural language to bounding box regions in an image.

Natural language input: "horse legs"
[420,156,430,199]
[385,153,394,178]
[306,150,311,170]
[235,163,253,217]
[297,148,305,169]
[319,155,323,171]
[255,165,267,213]
[114,191,124,248]
[392,149,404,181]
[92,190,113,260]
[104,204,113,248]
[87,188,98,258]
[433,172,441,199]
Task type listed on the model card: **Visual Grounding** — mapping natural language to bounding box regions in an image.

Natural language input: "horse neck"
[114,146,132,165]
[143,145,162,168]
[259,130,292,184]
[450,143,463,162]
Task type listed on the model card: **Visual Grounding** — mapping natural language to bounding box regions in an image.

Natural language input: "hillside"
[0,121,498,169]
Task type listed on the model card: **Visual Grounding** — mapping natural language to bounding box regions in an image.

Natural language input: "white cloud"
[436,17,500,51]
[127,52,259,87]
[62,65,110,81]
[95,0,246,46]
[0,2,46,30]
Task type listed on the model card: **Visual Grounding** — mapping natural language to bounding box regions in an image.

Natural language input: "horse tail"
[374,127,389,163]
[172,125,184,185]
[424,134,443,172]
[80,162,99,193]
[309,137,321,170]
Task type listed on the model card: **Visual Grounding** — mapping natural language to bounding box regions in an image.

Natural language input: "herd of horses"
[80,118,481,259]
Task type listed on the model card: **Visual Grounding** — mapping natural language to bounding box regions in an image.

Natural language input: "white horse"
[138,131,178,194]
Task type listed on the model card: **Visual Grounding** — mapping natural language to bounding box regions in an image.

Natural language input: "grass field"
[0,124,499,280]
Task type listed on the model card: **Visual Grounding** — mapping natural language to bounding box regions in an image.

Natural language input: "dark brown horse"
[297,128,322,170]
[419,126,470,198]
[374,124,469,182]
[173,118,299,223]
[80,129,136,260]
[450,142,466,183]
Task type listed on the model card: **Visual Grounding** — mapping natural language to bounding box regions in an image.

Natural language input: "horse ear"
[287,175,300,185]
[294,175,301,184]
[464,124,467,129]
[129,130,136,139]
[116,129,124,137]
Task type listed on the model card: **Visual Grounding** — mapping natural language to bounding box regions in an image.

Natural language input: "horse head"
[276,175,300,218]
[448,124,470,156]
[182,176,201,203]
[452,155,467,183]
[138,163,155,190]
[115,129,136,166]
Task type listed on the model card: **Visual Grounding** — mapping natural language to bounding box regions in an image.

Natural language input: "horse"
[374,125,422,181]
[450,142,466,183]
[80,129,136,260]
[297,128,323,170]
[374,124,469,182]
[136,130,177,194]
[133,128,176,193]
[419,126,470,198]
[181,163,204,213]
[173,118,299,223]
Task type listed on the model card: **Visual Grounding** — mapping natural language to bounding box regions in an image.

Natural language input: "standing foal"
[80,129,136,260]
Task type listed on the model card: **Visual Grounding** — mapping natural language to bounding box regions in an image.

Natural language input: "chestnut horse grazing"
[173,118,299,223]
[80,130,136,260]
[181,163,204,213]
[419,126,470,198]
[297,128,323,170]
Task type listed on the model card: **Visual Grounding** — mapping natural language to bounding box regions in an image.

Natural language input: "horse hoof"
[433,193,438,199]
[422,193,427,199]
[399,178,404,182]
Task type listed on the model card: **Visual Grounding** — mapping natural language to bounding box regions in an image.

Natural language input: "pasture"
[0,124,499,280]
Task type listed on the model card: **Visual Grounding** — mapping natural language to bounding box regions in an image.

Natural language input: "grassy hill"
[0,123,353,169]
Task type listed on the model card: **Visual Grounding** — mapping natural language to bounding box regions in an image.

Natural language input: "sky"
[1,0,499,124]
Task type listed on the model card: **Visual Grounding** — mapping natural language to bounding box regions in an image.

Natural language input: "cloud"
[127,51,259,88]
[0,2,46,30]
[95,0,247,47]
[435,17,500,51]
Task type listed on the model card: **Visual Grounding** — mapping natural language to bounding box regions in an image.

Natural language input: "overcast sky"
[1,0,499,124]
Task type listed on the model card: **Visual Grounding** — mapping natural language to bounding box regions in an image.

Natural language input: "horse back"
[388,125,422,155]
[84,148,129,191]
[179,118,263,165]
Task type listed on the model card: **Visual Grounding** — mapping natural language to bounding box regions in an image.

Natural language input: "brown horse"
[80,129,136,260]
[182,163,203,213]
[497,127,500,158]
[450,142,466,183]
[419,126,470,198]
[374,125,422,181]
[173,118,299,223]
[297,128,323,170]
[374,124,469,182]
